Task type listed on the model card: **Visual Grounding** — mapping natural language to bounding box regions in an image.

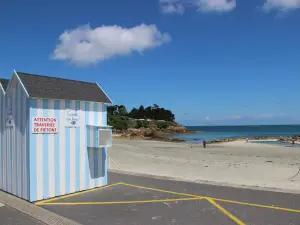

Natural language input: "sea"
[171,125,300,143]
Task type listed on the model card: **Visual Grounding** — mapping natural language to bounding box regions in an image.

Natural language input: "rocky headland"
[113,125,200,142]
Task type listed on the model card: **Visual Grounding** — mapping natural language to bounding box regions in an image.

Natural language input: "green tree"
[111,104,175,122]
[138,105,145,119]
[129,107,138,118]
[107,105,118,115]
[118,105,128,116]
[145,106,152,119]
[153,104,159,110]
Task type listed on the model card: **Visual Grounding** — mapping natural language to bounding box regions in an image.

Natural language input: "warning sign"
[32,117,58,134]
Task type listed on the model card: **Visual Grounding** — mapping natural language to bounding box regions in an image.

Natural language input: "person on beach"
[292,140,295,146]
[203,140,206,148]
[246,138,248,143]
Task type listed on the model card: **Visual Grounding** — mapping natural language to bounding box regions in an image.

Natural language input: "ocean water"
[172,125,300,143]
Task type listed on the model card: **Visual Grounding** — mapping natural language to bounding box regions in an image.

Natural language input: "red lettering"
[33,117,57,133]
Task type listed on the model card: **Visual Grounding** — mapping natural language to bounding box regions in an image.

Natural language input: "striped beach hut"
[0,71,112,202]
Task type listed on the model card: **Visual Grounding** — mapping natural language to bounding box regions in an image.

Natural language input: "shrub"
[135,120,149,129]
[156,121,169,129]
[127,119,136,128]
[112,120,128,131]
[142,120,149,128]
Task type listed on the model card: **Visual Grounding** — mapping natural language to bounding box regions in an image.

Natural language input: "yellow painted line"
[207,198,246,225]
[123,182,300,213]
[120,182,205,198]
[37,197,203,205]
[35,182,122,205]
[212,197,300,213]
[122,182,300,214]
[35,181,300,214]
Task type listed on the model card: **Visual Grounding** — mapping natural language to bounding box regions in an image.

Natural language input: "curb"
[109,169,300,195]
[0,190,82,225]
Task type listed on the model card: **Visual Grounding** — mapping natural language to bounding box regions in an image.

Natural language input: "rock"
[193,138,201,141]
[292,135,300,140]
[166,126,188,133]
[169,138,185,143]
[207,136,281,144]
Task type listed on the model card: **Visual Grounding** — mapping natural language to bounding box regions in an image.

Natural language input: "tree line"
[107,104,175,122]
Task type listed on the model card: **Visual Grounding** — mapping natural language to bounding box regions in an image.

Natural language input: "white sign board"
[65,109,80,127]
[6,107,14,127]
[32,117,58,134]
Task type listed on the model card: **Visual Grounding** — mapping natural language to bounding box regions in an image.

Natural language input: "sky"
[0,0,299,126]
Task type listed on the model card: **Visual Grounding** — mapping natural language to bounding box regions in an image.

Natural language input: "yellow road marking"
[121,182,205,198]
[35,181,300,214]
[212,197,300,213]
[207,198,246,225]
[122,182,300,213]
[120,182,300,213]
[35,182,122,205]
[37,197,203,205]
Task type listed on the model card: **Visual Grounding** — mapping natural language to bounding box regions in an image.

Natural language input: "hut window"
[99,129,112,147]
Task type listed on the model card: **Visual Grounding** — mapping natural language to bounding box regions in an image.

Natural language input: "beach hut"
[0,71,112,202]
[0,79,9,158]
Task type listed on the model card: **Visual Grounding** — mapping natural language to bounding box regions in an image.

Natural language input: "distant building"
[0,71,112,202]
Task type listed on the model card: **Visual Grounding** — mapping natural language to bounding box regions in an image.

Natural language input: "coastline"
[113,129,300,144]
[112,123,300,144]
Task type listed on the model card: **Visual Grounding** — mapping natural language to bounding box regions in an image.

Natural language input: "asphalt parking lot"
[36,172,300,225]
[0,203,45,225]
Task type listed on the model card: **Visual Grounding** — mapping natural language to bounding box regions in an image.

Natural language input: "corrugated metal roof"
[0,78,9,91]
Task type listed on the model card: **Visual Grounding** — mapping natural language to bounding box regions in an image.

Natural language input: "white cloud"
[160,0,185,14]
[52,24,171,65]
[196,0,236,12]
[263,0,300,12]
[159,0,236,14]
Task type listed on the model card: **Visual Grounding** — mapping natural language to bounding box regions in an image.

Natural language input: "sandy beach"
[109,139,300,193]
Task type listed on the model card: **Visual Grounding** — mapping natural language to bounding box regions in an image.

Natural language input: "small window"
[99,129,112,147]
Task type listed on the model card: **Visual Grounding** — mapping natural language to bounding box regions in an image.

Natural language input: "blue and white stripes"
[29,99,107,202]
[1,73,109,202]
[0,76,30,200]
[0,84,4,193]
